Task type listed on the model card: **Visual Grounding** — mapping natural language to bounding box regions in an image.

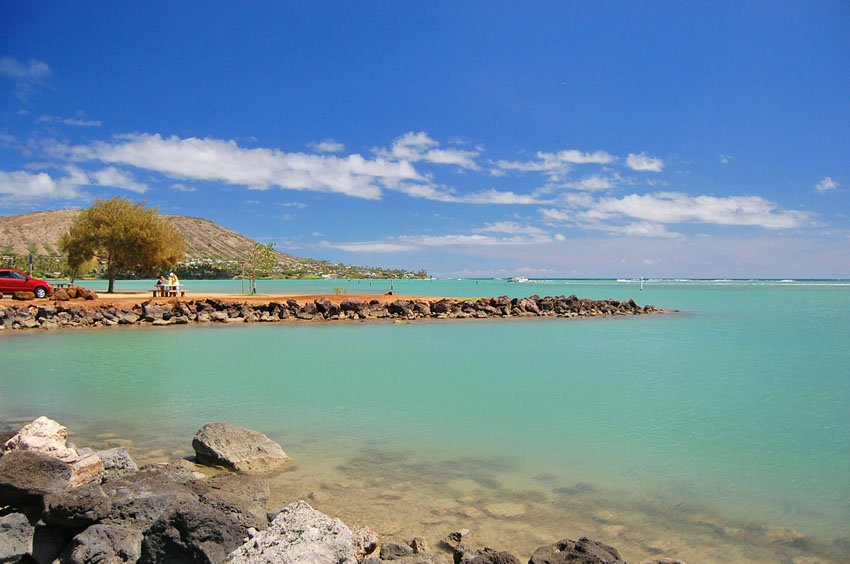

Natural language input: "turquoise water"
[2,279,850,559]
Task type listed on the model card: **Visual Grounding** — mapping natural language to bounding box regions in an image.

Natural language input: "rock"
[141,497,256,564]
[529,536,625,563]
[3,416,78,462]
[101,467,200,529]
[117,312,139,324]
[339,298,365,311]
[13,291,36,300]
[203,471,270,508]
[381,541,415,559]
[453,544,520,564]
[411,536,429,554]
[53,289,70,301]
[43,483,111,528]
[0,512,34,563]
[445,529,471,548]
[354,528,379,560]
[226,500,359,563]
[192,422,292,474]
[96,447,138,482]
[766,527,808,547]
[66,454,104,488]
[0,450,76,506]
[54,523,143,564]
[30,522,66,564]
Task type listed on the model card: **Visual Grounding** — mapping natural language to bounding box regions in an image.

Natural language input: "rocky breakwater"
[0,294,664,332]
[0,416,684,564]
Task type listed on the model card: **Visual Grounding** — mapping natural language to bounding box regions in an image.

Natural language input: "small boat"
[508,277,529,283]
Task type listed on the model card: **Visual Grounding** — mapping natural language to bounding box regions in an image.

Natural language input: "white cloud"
[626,152,664,172]
[310,139,345,153]
[171,183,196,192]
[563,174,616,191]
[583,192,809,229]
[587,221,680,239]
[321,241,415,253]
[495,149,616,179]
[0,57,51,100]
[720,154,733,165]
[816,176,838,192]
[392,183,547,205]
[61,133,423,200]
[0,169,82,202]
[37,114,101,127]
[476,221,546,236]
[90,166,148,193]
[385,131,480,169]
[279,201,307,208]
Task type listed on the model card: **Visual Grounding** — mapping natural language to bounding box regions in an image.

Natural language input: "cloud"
[171,183,196,192]
[392,183,547,205]
[815,176,838,192]
[720,154,734,165]
[60,133,423,200]
[0,57,51,100]
[495,149,616,179]
[279,201,307,208]
[582,192,810,229]
[322,224,564,253]
[384,131,480,169]
[0,169,82,202]
[37,114,101,127]
[310,139,345,153]
[89,166,148,193]
[626,152,664,172]
[563,174,616,191]
[586,221,680,239]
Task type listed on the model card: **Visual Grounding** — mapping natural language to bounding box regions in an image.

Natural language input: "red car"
[0,268,53,298]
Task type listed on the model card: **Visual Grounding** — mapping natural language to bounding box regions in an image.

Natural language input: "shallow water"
[2,279,849,561]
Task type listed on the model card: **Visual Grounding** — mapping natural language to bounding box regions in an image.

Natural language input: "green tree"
[59,196,186,293]
[245,242,277,294]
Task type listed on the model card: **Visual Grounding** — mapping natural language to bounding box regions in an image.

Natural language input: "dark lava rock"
[55,523,144,564]
[0,512,34,563]
[381,541,415,559]
[529,536,625,563]
[43,483,111,528]
[0,450,74,506]
[96,447,139,482]
[453,544,520,564]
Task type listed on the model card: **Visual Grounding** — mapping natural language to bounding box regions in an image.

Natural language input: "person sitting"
[167,272,180,296]
[155,275,166,296]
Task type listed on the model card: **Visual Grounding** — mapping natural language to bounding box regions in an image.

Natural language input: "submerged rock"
[192,422,292,474]
[529,536,625,563]
[226,500,361,563]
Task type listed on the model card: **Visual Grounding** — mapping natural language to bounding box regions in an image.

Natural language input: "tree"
[59,196,186,293]
[244,242,277,294]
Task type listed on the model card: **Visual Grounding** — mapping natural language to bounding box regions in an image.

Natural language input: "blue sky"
[1,2,848,278]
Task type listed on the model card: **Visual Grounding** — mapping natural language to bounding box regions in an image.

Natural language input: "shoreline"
[0,292,666,333]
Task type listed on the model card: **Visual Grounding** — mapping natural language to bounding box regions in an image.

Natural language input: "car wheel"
[34,287,48,299]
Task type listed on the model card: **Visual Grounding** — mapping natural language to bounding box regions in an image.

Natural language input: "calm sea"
[2,279,848,561]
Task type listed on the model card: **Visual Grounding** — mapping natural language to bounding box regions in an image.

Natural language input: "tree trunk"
[107,276,115,294]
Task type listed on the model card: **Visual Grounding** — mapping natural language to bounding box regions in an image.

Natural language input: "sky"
[1,2,848,278]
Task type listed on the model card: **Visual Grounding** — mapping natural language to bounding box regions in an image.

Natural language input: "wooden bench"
[152,285,185,298]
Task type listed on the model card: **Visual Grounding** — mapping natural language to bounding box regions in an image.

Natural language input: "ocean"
[1,279,848,561]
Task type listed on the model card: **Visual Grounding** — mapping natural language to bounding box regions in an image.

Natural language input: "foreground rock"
[193,422,292,474]
[529,536,626,563]
[226,500,374,563]
[55,523,143,564]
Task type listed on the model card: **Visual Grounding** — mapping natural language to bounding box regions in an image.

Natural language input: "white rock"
[226,500,358,563]
[4,416,78,462]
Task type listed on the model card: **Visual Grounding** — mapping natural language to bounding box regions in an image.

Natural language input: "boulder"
[528,537,625,563]
[13,291,36,301]
[43,483,112,528]
[380,541,414,559]
[453,544,520,564]
[140,497,256,563]
[3,416,78,462]
[0,512,34,563]
[54,523,143,564]
[0,450,77,506]
[96,447,138,482]
[53,289,70,301]
[192,423,292,474]
[226,500,364,563]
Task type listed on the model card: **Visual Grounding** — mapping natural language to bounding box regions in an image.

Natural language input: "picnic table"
[153,284,185,298]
